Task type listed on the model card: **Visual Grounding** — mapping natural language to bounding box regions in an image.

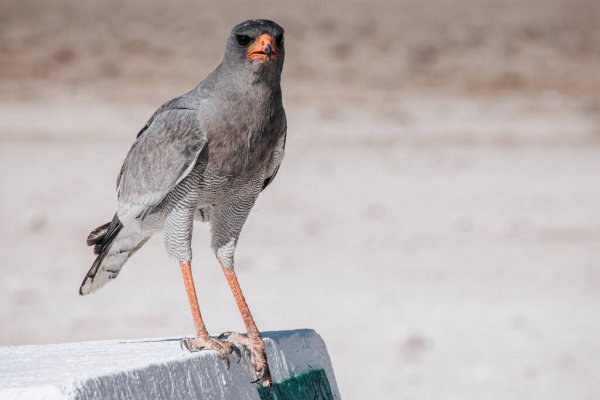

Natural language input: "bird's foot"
[180,335,241,369]
[218,331,271,387]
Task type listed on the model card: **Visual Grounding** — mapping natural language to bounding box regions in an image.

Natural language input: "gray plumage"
[80,19,286,295]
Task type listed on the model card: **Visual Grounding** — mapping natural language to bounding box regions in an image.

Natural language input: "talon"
[218,331,232,340]
[251,367,265,384]
[218,332,269,383]
[180,338,190,351]
[180,338,206,353]
[231,345,242,363]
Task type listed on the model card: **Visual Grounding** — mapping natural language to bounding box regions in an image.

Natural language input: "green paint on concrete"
[257,369,335,400]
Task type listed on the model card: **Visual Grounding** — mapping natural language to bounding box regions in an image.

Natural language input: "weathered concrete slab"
[0,329,340,400]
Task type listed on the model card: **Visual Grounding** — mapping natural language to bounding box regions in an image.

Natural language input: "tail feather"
[80,216,147,295]
[86,215,122,254]
[86,221,110,247]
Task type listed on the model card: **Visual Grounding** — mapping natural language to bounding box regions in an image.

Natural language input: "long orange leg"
[180,261,210,337]
[218,260,271,386]
[179,261,240,365]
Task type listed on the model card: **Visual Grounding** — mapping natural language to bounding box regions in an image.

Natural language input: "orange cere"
[247,33,277,60]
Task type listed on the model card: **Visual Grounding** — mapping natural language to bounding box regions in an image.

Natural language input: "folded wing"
[116,108,207,223]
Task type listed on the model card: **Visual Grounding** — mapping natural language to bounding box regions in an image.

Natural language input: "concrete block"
[0,329,341,400]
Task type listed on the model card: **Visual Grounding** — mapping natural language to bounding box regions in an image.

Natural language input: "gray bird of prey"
[80,19,287,386]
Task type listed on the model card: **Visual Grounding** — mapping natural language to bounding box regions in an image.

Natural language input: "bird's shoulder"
[135,90,206,139]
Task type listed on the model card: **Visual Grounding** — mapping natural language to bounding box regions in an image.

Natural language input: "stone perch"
[0,329,341,400]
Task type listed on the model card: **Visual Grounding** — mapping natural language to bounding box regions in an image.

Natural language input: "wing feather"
[116,108,207,223]
[262,131,286,191]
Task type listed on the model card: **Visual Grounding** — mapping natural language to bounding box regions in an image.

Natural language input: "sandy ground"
[1,1,600,399]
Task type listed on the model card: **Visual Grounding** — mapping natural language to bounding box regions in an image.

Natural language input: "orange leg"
[179,261,240,363]
[222,267,261,338]
[218,260,271,386]
[180,261,209,338]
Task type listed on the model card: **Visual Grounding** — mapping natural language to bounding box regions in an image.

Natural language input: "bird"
[79,19,287,387]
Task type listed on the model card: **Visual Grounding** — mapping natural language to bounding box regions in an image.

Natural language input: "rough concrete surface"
[0,329,340,400]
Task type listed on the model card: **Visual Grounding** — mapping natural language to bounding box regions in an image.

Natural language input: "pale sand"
[1,1,599,399]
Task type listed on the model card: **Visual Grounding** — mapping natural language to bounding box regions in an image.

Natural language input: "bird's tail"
[80,215,148,295]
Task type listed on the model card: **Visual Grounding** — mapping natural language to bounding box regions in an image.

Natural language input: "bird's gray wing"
[262,130,286,191]
[116,108,206,223]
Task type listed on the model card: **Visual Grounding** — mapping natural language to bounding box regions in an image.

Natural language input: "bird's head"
[223,19,285,78]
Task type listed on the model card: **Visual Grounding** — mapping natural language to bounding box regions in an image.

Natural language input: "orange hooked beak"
[247,34,277,61]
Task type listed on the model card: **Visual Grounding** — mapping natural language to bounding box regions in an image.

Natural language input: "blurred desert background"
[1,0,600,399]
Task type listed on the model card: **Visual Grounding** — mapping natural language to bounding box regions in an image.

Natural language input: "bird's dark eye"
[235,34,252,47]
[276,34,284,46]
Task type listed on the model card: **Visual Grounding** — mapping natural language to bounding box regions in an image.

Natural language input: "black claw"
[218,331,232,340]
[182,340,205,353]
[180,339,189,351]
[231,345,242,363]
[251,368,266,384]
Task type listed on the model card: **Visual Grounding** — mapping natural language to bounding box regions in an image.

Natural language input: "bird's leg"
[179,260,241,366]
[217,259,271,387]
